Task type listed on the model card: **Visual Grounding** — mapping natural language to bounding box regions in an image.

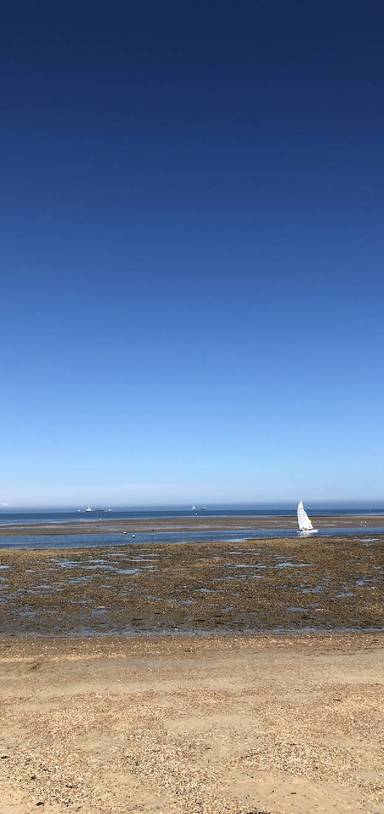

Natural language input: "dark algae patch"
[0,536,383,637]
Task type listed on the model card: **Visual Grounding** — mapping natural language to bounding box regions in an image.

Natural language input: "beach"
[1,534,384,812]
[1,632,384,813]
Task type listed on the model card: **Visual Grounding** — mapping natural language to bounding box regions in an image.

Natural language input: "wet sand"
[1,632,384,813]
[1,513,384,535]
[0,536,383,636]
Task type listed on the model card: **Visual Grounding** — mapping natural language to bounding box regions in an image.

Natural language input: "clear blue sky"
[1,1,383,507]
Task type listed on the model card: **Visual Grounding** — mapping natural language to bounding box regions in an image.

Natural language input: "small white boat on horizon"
[297,500,318,536]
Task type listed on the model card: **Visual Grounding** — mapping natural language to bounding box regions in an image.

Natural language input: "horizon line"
[1,498,384,512]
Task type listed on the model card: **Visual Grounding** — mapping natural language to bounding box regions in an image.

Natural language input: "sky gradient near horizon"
[1,1,384,507]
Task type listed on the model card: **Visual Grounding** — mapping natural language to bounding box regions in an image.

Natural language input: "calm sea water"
[0,505,383,526]
[0,506,383,549]
[1,527,384,550]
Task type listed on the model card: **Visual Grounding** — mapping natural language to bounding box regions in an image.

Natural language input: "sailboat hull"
[298,529,318,536]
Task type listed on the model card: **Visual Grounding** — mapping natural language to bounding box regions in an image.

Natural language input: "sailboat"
[297,500,318,536]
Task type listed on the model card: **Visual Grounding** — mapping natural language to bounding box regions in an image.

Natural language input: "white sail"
[297,500,314,531]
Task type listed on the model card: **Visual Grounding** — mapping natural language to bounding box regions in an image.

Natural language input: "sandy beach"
[1,632,384,813]
[1,537,384,813]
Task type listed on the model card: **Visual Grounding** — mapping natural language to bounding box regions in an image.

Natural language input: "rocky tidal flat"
[0,536,383,636]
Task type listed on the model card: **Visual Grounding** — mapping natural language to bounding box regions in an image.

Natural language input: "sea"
[1,504,384,525]
[0,505,384,549]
